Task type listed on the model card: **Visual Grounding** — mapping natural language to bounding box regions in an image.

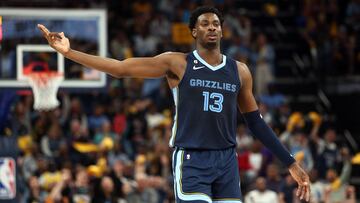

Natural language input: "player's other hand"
[37,24,70,56]
[288,162,311,202]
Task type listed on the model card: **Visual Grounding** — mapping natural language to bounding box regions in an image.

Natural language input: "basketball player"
[38,6,310,202]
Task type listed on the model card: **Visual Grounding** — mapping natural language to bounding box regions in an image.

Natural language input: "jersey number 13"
[202,91,224,113]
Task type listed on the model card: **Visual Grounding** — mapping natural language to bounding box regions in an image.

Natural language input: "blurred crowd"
[0,0,359,203]
[298,0,360,76]
[2,86,358,203]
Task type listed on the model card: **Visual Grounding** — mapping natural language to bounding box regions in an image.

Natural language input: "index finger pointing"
[37,24,50,35]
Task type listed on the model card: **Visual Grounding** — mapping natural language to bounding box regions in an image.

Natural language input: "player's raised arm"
[236,62,311,202]
[37,24,173,79]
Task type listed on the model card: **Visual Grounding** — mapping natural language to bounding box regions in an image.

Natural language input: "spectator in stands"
[324,185,357,203]
[111,101,128,136]
[149,12,171,39]
[0,91,16,136]
[133,26,159,57]
[110,31,133,60]
[88,104,109,135]
[21,142,40,181]
[308,169,326,203]
[109,159,127,201]
[238,140,272,185]
[10,101,31,137]
[107,142,130,168]
[66,97,88,133]
[272,101,291,133]
[226,35,251,64]
[323,147,352,203]
[156,0,174,16]
[92,176,119,203]
[69,119,94,165]
[32,113,51,143]
[73,168,91,203]
[93,120,117,150]
[253,33,275,96]
[68,119,88,142]
[265,164,282,193]
[224,11,252,43]
[25,175,47,203]
[288,131,314,172]
[279,174,297,203]
[44,169,73,203]
[40,122,65,158]
[245,177,279,203]
[313,128,341,177]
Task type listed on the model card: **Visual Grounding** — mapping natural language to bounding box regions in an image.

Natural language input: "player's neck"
[196,47,222,67]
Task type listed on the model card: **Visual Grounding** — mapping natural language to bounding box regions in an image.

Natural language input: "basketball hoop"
[25,71,63,111]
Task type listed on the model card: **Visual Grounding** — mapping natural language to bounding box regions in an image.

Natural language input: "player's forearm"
[65,49,124,78]
[243,110,295,167]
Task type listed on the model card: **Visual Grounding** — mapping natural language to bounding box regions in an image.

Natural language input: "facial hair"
[201,40,218,50]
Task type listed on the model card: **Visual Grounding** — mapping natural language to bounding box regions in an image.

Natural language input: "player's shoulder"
[234,60,250,75]
[233,60,253,87]
[155,52,187,69]
[157,51,187,59]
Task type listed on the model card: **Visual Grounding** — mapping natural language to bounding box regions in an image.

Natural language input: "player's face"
[192,13,222,49]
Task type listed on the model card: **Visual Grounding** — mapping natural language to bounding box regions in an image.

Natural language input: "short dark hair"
[188,6,224,31]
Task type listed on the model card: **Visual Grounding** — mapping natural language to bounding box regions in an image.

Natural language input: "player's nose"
[208,24,216,30]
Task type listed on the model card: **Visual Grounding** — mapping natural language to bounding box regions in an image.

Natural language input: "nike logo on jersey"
[193,65,205,70]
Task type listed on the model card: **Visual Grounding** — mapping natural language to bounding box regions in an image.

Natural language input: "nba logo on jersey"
[0,157,16,199]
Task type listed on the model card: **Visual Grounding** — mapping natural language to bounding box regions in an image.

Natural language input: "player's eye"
[201,21,209,26]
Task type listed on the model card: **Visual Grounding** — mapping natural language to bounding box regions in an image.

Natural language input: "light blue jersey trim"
[174,149,212,202]
[172,149,177,201]
[169,87,178,147]
[193,50,226,71]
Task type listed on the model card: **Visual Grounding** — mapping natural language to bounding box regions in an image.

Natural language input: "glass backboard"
[0,8,107,88]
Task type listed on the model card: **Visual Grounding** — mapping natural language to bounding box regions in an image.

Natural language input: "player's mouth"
[207,33,217,40]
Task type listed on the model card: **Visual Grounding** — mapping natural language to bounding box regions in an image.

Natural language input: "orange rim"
[25,71,63,87]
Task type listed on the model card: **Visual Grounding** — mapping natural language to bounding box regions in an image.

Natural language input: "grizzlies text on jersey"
[169,50,241,149]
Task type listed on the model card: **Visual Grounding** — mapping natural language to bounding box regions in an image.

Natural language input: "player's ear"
[192,28,197,38]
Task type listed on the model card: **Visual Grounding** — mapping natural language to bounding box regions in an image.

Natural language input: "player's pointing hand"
[37,24,70,56]
[289,162,311,202]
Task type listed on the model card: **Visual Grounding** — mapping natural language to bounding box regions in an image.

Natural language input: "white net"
[26,72,63,111]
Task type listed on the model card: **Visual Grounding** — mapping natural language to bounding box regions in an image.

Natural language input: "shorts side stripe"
[175,149,212,202]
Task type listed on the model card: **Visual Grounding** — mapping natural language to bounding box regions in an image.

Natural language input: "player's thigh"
[172,148,214,203]
[212,149,242,202]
